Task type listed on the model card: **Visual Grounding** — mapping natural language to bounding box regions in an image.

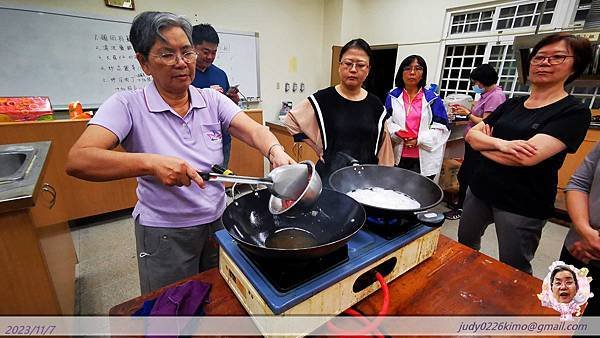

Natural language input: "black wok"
[222,188,365,260]
[328,164,444,219]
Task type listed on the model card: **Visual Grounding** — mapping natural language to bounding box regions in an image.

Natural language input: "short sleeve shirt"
[469,95,591,219]
[466,86,506,132]
[89,82,242,227]
[191,64,230,92]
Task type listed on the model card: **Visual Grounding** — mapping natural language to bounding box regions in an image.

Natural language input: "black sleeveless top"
[305,87,387,180]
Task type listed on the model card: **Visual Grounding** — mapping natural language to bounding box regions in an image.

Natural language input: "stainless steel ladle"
[197,163,317,201]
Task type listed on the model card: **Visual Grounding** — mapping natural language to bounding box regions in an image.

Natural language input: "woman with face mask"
[444,64,506,220]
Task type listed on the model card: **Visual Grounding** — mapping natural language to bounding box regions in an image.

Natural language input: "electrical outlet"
[300,83,305,93]
[292,82,298,92]
[276,82,280,90]
[285,82,290,92]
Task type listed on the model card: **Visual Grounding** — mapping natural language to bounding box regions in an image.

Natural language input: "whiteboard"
[212,30,261,101]
[0,7,260,109]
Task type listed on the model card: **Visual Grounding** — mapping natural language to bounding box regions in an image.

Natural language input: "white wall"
[0,0,328,122]
[0,0,530,120]
[322,0,343,83]
[357,0,499,86]
[340,0,364,42]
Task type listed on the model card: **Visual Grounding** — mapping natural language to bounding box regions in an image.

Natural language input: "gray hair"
[129,11,193,57]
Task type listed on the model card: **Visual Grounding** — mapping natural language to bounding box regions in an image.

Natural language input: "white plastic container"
[443,94,474,111]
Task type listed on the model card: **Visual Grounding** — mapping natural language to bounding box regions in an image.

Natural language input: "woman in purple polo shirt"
[444,64,506,220]
[66,11,294,294]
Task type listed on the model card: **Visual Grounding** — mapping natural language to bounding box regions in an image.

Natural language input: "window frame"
[438,0,596,107]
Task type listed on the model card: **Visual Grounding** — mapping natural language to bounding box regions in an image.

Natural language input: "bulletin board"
[0,7,260,109]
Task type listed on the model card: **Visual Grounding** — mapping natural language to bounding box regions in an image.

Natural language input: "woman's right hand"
[148,154,205,188]
[570,240,600,263]
[497,139,537,159]
[450,104,471,116]
[403,137,418,148]
[578,227,600,260]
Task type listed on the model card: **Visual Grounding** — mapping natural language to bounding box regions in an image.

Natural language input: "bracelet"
[466,113,472,119]
[267,143,284,160]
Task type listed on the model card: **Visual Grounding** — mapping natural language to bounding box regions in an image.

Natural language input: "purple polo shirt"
[466,85,506,133]
[90,82,242,227]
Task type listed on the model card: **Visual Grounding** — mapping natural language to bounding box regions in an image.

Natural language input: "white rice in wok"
[346,187,421,210]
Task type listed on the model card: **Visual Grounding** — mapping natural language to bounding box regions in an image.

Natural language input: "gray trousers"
[457,188,547,274]
[134,218,223,295]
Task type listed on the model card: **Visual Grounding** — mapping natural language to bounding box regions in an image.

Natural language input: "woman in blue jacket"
[385,55,449,179]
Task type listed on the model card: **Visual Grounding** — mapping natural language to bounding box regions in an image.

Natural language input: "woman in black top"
[285,39,393,182]
[458,33,593,274]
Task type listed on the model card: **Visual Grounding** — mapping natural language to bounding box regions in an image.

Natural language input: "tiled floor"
[71,206,570,315]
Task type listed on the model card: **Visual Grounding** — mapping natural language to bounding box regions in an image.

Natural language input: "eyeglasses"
[553,280,575,288]
[340,59,369,70]
[530,55,574,66]
[403,66,424,72]
[151,50,198,65]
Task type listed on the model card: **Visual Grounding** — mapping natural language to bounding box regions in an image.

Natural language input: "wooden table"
[110,235,555,317]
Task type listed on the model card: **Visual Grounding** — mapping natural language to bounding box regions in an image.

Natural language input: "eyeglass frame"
[552,279,576,288]
[402,65,424,72]
[530,54,574,66]
[339,59,369,71]
[150,50,198,66]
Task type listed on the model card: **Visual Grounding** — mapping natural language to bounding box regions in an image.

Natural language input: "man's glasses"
[340,59,369,70]
[151,51,198,66]
[530,55,574,66]
[403,65,424,72]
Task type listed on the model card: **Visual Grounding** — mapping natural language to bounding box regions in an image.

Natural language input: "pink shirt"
[466,85,506,134]
[400,89,423,158]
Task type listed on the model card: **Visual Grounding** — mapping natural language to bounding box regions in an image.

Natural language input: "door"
[330,46,342,86]
[364,46,398,103]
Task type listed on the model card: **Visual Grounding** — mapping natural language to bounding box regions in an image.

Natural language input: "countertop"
[110,235,556,318]
[265,119,286,130]
[0,141,51,214]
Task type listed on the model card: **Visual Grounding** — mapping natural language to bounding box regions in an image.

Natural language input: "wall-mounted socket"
[300,82,305,93]
[276,82,280,90]
[292,82,298,92]
[284,82,290,92]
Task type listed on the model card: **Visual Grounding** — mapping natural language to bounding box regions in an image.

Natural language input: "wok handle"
[211,164,232,175]
[197,171,212,181]
[197,165,233,180]
[337,151,360,166]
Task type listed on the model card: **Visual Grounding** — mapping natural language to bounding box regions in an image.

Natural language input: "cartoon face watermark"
[538,261,594,321]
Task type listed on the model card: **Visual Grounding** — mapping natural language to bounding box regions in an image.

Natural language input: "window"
[497,0,556,29]
[442,0,600,108]
[571,86,600,109]
[575,0,592,22]
[439,44,486,98]
[488,45,530,97]
[450,10,494,34]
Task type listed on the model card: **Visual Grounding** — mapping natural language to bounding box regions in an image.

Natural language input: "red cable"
[326,272,390,336]
[343,308,384,338]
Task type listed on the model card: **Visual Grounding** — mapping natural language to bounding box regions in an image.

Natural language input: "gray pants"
[134,218,223,295]
[457,188,547,274]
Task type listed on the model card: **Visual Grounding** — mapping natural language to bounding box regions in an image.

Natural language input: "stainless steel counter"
[0,141,51,214]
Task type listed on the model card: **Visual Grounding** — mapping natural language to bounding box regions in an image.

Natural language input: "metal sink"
[0,148,36,183]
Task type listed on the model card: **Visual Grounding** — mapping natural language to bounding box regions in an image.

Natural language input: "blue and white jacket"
[384,87,450,177]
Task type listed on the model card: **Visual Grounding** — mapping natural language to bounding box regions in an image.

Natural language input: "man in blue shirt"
[192,24,239,168]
